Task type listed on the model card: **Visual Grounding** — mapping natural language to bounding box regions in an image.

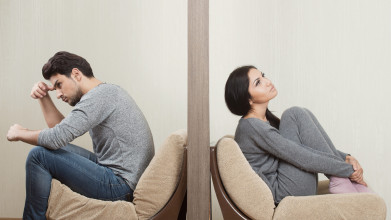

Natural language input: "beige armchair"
[46,129,188,220]
[211,136,387,220]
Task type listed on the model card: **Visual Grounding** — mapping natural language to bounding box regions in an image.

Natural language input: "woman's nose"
[265,78,272,86]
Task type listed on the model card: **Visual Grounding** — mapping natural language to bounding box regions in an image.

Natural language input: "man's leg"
[62,143,97,162]
[23,146,132,220]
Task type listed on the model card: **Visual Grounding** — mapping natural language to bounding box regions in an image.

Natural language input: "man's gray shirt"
[38,83,155,190]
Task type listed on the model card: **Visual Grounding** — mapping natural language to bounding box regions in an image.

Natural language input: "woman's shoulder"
[237,118,273,135]
[239,117,270,128]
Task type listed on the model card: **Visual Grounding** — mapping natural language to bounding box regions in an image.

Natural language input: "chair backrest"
[211,146,250,220]
[133,129,187,220]
[213,136,275,220]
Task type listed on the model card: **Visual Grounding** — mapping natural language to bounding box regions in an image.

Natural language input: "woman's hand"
[346,155,367,186]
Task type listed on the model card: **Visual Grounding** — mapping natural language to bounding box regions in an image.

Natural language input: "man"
[6,51,155,219]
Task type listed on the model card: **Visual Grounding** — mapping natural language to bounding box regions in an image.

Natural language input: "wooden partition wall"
[187,0,210,219]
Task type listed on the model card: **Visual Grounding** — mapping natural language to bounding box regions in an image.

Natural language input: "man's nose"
[56,90,63,99]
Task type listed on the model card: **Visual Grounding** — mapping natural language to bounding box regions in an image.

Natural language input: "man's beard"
[69,87,83,106]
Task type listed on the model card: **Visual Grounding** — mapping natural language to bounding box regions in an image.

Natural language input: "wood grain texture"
[188,0,210,219]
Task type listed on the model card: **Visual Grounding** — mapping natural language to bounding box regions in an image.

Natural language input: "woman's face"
[247,68,278,106]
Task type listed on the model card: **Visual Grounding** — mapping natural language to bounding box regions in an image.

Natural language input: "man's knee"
[26,146,48,166]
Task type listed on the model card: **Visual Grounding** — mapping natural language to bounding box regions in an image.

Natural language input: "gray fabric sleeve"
[246,120,354,177]
[337,150,348,161]
[38,91,115,150]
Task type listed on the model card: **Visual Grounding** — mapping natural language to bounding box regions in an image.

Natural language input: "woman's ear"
[249,99,253,106]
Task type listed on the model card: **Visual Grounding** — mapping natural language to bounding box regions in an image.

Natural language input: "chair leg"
[178,193,187,220]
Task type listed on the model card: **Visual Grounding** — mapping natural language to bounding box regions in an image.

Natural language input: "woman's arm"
[337,150,366,185]
[337,150,348,160]
[345,155,367,186]
[245,119,355,178]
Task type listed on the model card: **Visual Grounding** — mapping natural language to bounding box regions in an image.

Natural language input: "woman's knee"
[281,106,306,120]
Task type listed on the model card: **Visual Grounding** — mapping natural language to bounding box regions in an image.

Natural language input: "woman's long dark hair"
[225,65,280,129]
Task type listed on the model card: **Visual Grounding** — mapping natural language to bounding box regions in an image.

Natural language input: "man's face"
[50,73,83,106]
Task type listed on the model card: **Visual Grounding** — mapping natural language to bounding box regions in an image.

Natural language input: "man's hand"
[31,82,54,99]
[346,155,367,186]
[31,81,64,128]
[6,124,40,145]
[6,124,26,141]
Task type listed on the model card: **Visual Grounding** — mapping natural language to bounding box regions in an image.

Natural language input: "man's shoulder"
[94,83,120,92]
[86,83,125,98]
[77,84,118,105]
[76,83,136,111]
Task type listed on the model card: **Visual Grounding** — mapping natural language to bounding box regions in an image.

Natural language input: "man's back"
[39,83,155,190]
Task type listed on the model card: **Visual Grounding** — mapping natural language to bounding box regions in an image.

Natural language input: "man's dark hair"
[42,51,94,80]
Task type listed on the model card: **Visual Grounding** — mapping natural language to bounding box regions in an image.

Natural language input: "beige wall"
[210,0,391,219]
[1,0,390,219]
[0,0,187,217]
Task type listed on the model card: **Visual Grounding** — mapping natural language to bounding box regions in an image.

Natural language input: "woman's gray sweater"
[234,118,354,201]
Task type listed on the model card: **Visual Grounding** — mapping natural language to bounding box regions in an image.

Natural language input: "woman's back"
[235,118,280,200]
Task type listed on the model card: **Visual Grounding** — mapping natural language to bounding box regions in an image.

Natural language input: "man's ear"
[71,68,83,82]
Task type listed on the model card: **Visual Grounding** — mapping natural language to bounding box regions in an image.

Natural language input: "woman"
[225,65,371,204]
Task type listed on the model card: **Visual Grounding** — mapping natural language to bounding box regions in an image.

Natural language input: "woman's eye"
[262,73,265,77]
[256,81,260,86]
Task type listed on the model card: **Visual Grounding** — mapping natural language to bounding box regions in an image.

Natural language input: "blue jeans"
[23,144,133,220]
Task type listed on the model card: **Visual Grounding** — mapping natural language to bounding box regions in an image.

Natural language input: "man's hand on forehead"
[31,81,54,99]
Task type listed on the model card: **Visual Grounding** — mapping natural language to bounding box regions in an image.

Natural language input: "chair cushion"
[133,129,187,220]
[46,179,137,220]
[273,193,387,220]
[216,137,275,220]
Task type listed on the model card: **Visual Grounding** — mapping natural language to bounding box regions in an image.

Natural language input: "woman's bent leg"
[329,177,358,193]
[275,107,325,200]
[277,107,356,198]
[302,108,345,159]
[297,108,373,192]
[23,146,132,220]
[275,160,318,202]
[279,107,341,156]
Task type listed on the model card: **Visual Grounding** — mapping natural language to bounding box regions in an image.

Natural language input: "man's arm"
[6,124,41,146]
[31,82,64,128]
